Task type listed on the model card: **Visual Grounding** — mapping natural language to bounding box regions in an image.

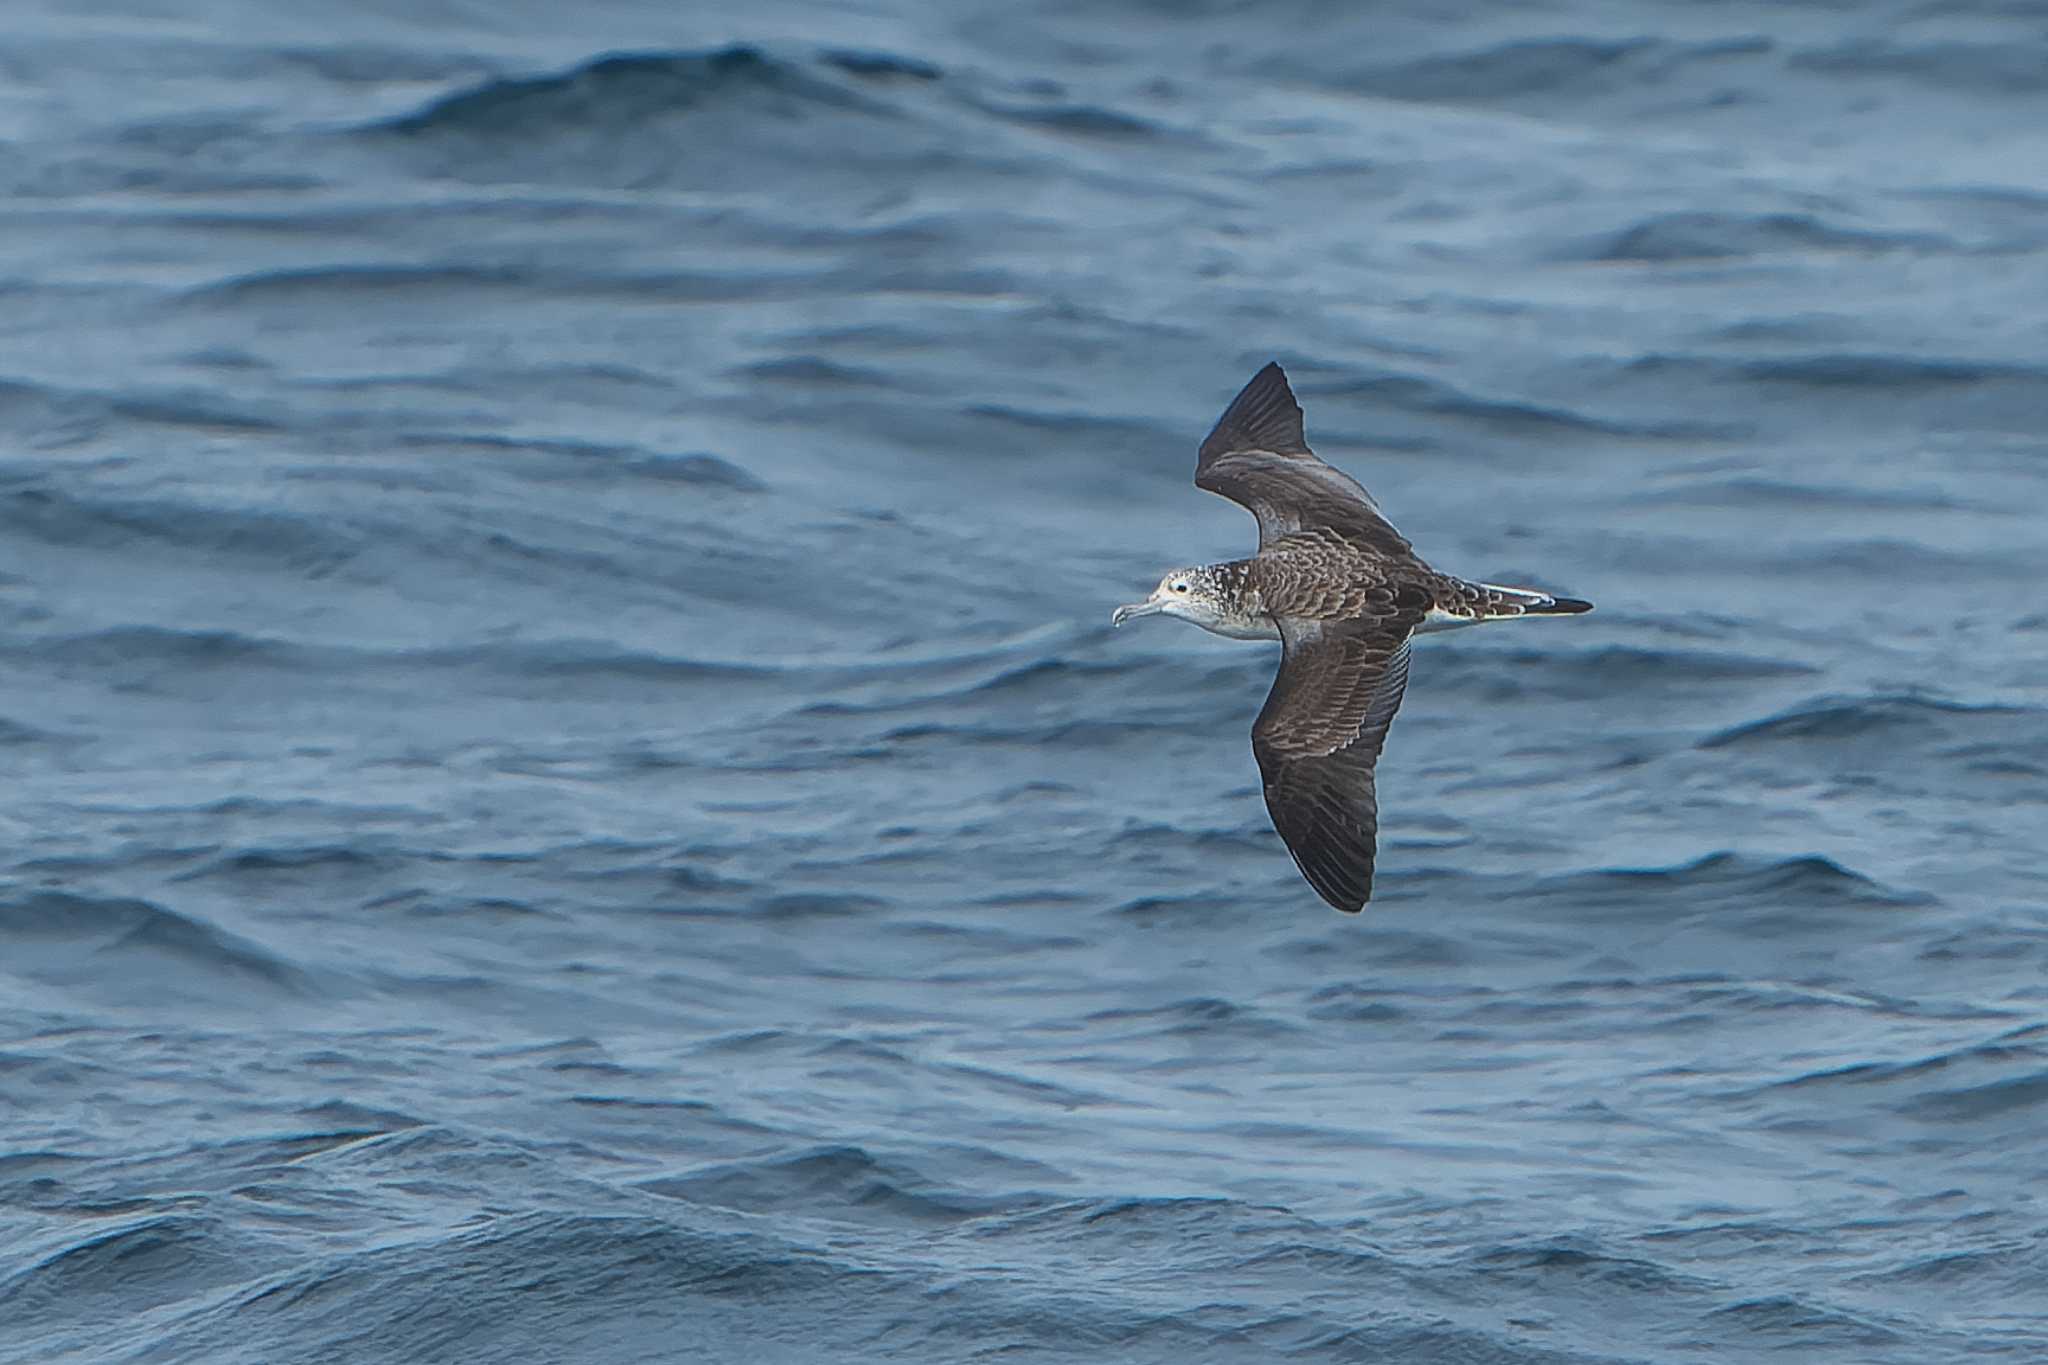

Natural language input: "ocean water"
[2,1,2046,1360]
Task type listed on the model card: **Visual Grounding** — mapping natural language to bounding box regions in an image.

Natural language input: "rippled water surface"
[3,1,2046,1361]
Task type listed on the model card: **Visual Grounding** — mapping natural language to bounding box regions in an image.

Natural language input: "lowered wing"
[1251,615,1419,911]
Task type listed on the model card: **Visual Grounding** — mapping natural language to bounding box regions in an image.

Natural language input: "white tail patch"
[1477,581,1561,614]
[1418,583,1566,633]
[1417,607,1483,634]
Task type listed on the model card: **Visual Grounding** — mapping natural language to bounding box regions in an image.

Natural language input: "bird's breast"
[1208,615,1283,641]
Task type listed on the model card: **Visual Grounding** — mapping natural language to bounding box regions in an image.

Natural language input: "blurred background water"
[2,1,2046,1361]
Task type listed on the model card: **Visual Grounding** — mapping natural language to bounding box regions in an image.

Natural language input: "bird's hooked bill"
[1111,600,1160,628]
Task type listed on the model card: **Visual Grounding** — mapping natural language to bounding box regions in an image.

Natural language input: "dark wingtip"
[1199,361,1311,462]
[1534,596,1594,615]
[1318,876,1369,913]
[1289,846,1371,913]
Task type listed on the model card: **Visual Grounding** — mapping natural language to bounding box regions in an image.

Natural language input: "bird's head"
[1112,566,1230,630]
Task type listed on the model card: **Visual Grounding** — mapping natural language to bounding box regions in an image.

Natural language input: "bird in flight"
[1111,363,1592,911]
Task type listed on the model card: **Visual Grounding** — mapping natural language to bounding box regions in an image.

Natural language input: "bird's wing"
[1195,363,1414,557]
[1251,615,1419,912]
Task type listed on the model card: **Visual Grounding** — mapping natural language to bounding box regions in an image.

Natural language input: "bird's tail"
[1472,582,1594,619]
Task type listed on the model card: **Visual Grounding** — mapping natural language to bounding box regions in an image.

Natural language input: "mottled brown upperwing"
[1194,363,1414,559]
[1251,608,1425,913]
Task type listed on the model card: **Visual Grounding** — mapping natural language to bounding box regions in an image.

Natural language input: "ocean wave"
[0,890,316,998]
[1627,475,1966,512]
[819,49,944,83]
[1907,1067,2048,1123]
[371,47,877,140]
[1738,353,2048,390]
[1753,1023,2048,1119]
[0,361,266,440]
[124,1201,1634,1364]
[1579,210,1948,263]
[1614,350,2042,393]
[1420,644,1817,703]
[15,626,798,694]
[1302,983,1409,1023]
[1301,33,1795,114]
[739,355,904,390]
[1466,1239,1696,1294]
[1847,1240,2048,1298]
[1112,892,1264,930]
[641,1143,1046,1227]
[1,484,357,569]
[875,916,1087,954]
[396,434,765,491]
[1792,38,2048,95]
[1752,536,2021,580]
[170,844,401,904]
[1702,1294,1903,1348]
[1611,350,2048,438]
[1084,996,1305,1041]
[183,262,534,304]
[980,1193,1343,1263]
[1700,696,2042,766]
[961,93,1167,141]
[754,892,889,921]
[1532,852,1929,912]
[1313,369,1697,440]
[0,715,61,747]
[854,713,1219,755]
[1331,37,1656,104]
[0,1214,250,1324]
[350,45,973,197]
[0,376,115,444]
[160,1210,889,1361]
[180,262,794,310]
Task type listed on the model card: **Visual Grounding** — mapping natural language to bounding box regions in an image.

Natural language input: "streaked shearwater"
[1112,363,1592,912]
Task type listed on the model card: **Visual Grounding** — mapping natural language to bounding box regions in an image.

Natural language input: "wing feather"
[1252,619,1419,912]
[1194,363,1413,557]
[1198,360,1312,461]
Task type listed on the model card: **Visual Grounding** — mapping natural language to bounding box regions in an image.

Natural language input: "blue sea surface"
[2,1,2046,1361]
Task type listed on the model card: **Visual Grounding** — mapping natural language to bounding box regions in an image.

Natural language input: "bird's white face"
[1112,568,1229,630]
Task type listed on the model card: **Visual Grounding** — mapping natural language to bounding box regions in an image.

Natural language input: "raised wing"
[1196,363,1413,557]
[1251,616,1419,912]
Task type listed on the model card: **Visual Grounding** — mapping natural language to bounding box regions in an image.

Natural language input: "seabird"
[1112,362,1593,912]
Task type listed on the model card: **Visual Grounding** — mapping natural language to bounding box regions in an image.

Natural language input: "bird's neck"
[1197,560,1280,640]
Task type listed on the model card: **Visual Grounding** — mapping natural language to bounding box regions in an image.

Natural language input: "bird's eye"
[1171,581,1189,593]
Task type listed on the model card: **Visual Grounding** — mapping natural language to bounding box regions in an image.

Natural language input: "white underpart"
[1417,583,1559,633]
[1206,615,1283,642]
[1416,607,1484,634]
[1161,599,1281,641]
